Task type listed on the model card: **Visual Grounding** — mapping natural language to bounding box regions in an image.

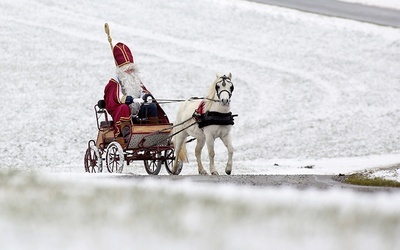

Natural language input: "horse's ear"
[228,72,232,80]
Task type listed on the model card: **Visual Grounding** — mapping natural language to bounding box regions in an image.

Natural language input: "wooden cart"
[84,100,182,175]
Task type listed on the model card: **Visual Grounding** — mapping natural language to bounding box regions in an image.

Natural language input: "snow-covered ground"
[1,0,400,177]
[1,0,400,249]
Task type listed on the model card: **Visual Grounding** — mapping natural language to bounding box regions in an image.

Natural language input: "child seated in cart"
[104,42,165,141]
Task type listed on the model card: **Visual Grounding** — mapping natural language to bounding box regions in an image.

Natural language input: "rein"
[145,116,198,148]
[145,76,236,147]
[155,76,234,104]
[153,96,220,104]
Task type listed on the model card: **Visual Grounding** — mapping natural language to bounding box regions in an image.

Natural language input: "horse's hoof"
[199,170,208,175]
[211,171,219,176]
[225,170,231,175]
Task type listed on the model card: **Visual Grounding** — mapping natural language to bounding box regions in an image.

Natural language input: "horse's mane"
[204,76,219,110]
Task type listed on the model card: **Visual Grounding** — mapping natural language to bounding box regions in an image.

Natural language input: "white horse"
[172,73,235,175]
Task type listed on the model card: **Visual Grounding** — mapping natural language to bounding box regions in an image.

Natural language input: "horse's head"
[214,73,234,106]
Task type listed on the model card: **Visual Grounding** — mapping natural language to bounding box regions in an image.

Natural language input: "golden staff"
[104,23,117,66]
[104,23,113,51]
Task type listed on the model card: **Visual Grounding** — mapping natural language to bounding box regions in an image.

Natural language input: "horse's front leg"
[206,136,218,175]
[195,138,207,175]
[221,134,234,175]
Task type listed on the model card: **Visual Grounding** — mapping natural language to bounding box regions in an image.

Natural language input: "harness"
[195,111,236,128]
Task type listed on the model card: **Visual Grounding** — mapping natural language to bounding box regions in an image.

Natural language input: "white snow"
[1,0,400,249]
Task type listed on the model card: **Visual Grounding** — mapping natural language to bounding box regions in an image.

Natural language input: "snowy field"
[1,0,400,249]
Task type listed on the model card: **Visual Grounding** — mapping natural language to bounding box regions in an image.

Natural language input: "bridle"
[215,75,234,100]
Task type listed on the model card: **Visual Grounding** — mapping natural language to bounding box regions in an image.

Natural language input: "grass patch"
[345,173,400,187]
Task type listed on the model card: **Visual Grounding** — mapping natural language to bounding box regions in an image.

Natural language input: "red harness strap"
[197,100,206,115]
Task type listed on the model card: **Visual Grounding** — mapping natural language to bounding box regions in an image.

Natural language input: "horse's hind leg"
[195,138,207,175]
[221,134,234,175]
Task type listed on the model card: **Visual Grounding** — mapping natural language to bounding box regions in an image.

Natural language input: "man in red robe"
[104,42,158,140]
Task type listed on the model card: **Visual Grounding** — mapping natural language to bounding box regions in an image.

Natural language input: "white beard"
[117,67,142,115]
[118,70,142,97]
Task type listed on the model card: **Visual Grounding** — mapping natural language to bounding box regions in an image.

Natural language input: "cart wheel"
[144,153,162,175]
[106,142,124,173]
[84,142,102,173]
[164,149,183,175]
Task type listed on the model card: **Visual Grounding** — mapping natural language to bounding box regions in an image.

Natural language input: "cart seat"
[100,120,114,128]
[96,100,114,130]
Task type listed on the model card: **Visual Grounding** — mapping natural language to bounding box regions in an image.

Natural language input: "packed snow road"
[116,172,400,192]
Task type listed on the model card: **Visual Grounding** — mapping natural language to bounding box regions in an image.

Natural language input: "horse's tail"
[173,129,189,163]
[177,140,188,163]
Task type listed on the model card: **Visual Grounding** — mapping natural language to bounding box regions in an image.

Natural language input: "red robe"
[104,78,131,135]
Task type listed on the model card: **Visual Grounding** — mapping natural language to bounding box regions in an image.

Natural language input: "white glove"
[144,95,153,103]
[142,93,154,103]
[133,98,144,104]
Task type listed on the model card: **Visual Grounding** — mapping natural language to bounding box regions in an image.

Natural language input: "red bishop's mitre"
[113,42,134,67]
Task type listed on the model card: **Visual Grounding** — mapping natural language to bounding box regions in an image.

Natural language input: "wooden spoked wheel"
[164,149,183,175]
[84,143,102,173]
[105,142,124,173]
[144,152,162,175]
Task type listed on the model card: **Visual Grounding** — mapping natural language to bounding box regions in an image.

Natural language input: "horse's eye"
[215,85,220,91]
[230,85,234,92]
